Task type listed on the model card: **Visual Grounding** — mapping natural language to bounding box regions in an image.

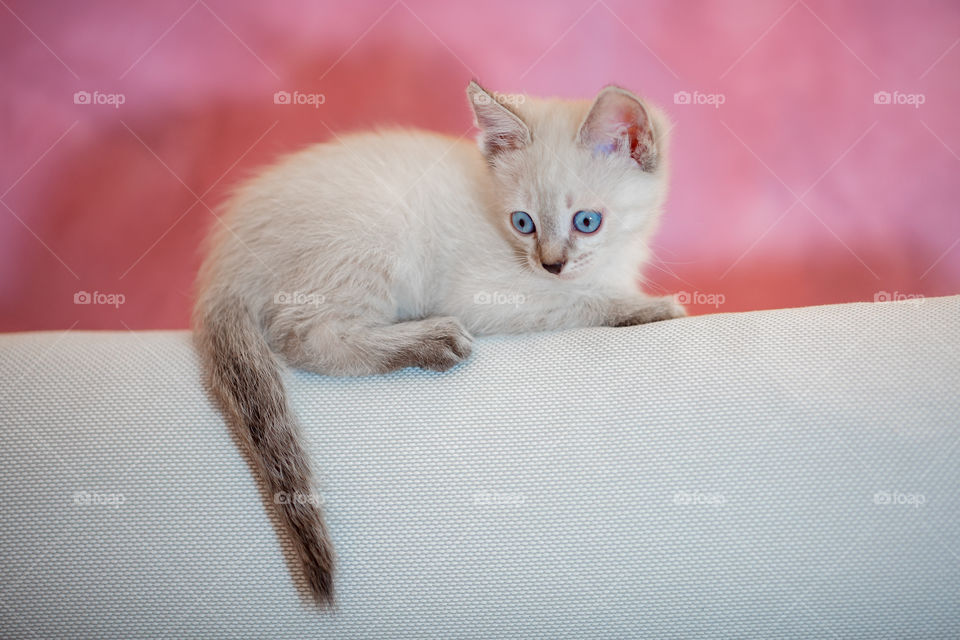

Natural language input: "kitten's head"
[467,81,670,282]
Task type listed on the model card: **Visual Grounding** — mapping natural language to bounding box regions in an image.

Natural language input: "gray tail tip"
[307,566,335,609]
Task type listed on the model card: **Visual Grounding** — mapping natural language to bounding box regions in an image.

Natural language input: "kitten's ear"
[577,86,659,172]
[467,80,531,159]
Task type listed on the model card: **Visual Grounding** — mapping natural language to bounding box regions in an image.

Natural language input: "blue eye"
[573,210,602,233]
[511,211,535,234]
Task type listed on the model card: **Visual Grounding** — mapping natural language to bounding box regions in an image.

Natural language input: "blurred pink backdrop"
[2,0,958,330]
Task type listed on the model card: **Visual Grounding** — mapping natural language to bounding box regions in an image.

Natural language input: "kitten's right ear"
[467,81,531,159]
[578,85,659,172]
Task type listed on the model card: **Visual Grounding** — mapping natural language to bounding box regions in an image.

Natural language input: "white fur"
[196,82,681,375]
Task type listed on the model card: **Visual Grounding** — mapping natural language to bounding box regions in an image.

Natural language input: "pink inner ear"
[469,85,530,157]
[479,116,528,156]
[581,91,657,171]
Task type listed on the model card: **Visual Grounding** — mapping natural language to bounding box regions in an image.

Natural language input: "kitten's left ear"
[578,86,659,172]
[467,80,531,159]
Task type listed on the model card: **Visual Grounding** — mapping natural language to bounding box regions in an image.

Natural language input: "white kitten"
[193,81,684,605]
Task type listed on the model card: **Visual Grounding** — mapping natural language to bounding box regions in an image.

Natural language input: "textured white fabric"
[1,297,959,639]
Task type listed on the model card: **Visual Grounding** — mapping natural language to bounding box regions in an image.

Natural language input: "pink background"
[2,0,958,330]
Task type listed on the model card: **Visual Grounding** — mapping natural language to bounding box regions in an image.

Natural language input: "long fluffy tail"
[195,298,334,605]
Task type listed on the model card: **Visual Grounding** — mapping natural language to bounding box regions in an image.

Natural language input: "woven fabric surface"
[1,297,959,639]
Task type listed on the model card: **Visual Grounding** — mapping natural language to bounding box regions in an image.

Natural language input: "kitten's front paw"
[611,296,687,327]
[662,297,688,319]
[408,317,474,372]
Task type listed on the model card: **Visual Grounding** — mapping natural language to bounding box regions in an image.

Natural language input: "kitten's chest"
[435,264,591,335]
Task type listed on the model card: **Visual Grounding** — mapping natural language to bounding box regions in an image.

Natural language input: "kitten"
[193,81,685,606]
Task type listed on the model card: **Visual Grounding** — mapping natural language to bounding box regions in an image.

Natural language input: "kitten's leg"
[607,295,687,327]
[280,316,474,376]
